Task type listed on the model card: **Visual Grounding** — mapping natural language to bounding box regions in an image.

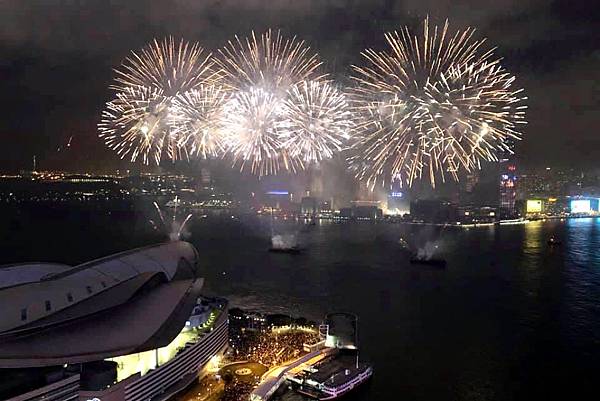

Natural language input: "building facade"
[499,164,518,217]
[1,242,229,401]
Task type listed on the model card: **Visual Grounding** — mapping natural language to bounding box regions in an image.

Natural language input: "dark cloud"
[0,0,597,173]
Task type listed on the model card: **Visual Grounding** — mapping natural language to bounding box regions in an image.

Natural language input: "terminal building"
[0,241,229,401]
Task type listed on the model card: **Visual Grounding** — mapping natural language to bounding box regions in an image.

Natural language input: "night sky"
[0,0,597,173]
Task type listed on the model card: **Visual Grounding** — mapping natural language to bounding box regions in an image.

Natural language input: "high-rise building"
[465,171,479,193]
[499,164,518,217]
[309,168,324,198]
[264,190,293,212]
[301,196,318,215]
[387,191,410,215]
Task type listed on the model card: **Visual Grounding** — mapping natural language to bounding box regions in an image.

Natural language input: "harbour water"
[2,208,599,400]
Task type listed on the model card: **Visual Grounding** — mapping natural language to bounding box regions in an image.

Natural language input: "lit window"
[21,308,27,321]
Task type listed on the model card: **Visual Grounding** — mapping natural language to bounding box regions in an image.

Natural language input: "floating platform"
[409,257,447,268]
[289,354,372,400]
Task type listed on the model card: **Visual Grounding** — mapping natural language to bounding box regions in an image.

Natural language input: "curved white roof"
[0,263,71,290]
[0,241,198,334]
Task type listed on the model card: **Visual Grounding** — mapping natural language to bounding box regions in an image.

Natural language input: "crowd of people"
[220,381,254,401]
[231,328,320,368]
[224,310,322,400]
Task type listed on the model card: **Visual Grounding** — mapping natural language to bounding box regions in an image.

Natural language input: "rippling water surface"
[2,210,599,401]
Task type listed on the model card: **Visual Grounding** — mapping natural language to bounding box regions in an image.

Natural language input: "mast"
[355,315,359,369]
[173,195,178,222]
[270,205,274,237]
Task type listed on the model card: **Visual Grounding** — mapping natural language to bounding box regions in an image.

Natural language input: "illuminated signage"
[390,192,403,198]
[526,200,543,213]
[266,191,289,196]
[570,199,591,214]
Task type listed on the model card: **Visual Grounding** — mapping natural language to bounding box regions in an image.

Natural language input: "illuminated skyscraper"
[387,191,410,215]
[499,164,518,217]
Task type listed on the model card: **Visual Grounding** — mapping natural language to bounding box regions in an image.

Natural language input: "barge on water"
[287,353,372,400]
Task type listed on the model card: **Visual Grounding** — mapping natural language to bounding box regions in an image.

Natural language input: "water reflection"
[2,210,600,400]
[563,218,600,349]
[519,221,544,301]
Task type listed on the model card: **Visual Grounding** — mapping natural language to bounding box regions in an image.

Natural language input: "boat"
[269,207,302,254]
[268,246,302,254]
[409,256,447,268]
[547,237,562,246]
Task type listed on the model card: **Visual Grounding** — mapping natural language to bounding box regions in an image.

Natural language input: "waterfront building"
[301,196,318,216]
[410,199,458,223]
[0,242,229,401]
[264,190,294,212]
[525,199,544,216]
[386,191,410,216]
[568,197,600,215]
[352,205,383,220]
[458,205,497,224]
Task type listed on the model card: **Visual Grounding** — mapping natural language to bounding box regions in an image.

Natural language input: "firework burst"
[280,80,353,165]
[348,17,527,188]
[216,29,323,92]
[221,87,294,176]
[170,85,230,159]
[114,37,217,94]
[216,30,325,175]
[99,37,218,164]
[99,86,186,164]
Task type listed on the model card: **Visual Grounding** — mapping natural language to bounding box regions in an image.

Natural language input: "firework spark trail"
[279,80,353,165]
[151,201,192,241]
[114,37,217,94]
[215,30,325,175]
[216,30,324,92]
[153,201,166,227]
[99,37,218,164]
[348,17,527,188]
[170,85,230,159]
[176,213,193,239]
